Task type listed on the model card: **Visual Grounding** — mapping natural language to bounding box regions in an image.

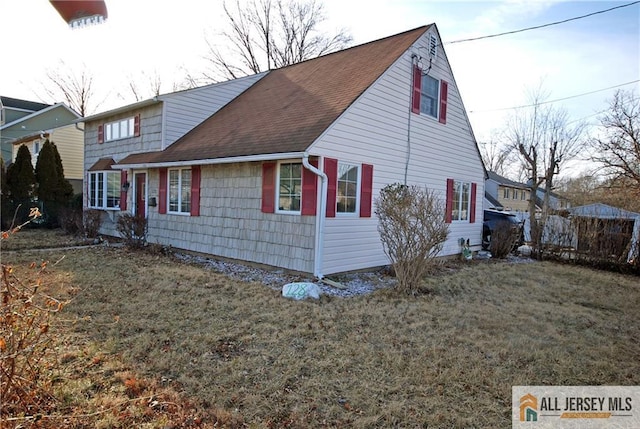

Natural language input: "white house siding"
[162,73,267,148]
[311,29,485,274]
[145,162,316,273]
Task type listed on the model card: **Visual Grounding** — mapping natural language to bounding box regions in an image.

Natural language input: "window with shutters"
[412,65,448,123]
[452,180,471,221]
[277,162,302,213]
[337,162,359,214]
[88,171,120,209]
[168,168,191,214]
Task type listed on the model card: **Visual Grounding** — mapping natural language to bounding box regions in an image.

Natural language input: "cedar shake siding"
[146,162,316,273]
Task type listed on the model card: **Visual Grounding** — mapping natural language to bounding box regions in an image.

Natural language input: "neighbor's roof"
[1,96,51,113]
[119,25,430,166]
[569,203,640,219]
[487,171,528,189]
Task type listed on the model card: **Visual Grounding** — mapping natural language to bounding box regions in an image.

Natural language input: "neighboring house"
[1,97,83,192]
[84,25,486,277]
[535,187,571,212]
[11,123,85,194]
[485,171,531,213]
[1,96,52,162]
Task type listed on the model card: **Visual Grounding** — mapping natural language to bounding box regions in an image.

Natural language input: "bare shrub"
[1,208,66,418]
[375,184,449,294]
[116,213,147,249]
[490,220,519,258]
[59,206,83,235]
[83,209,102,238]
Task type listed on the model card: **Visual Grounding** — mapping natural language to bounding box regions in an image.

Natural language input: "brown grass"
[2,229,639,428]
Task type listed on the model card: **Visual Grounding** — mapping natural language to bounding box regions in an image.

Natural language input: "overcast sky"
[1,0,638,175]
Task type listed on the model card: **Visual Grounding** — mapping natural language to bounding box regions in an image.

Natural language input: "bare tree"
[120,70,166,103]
[591,90,640,192]
[503,86,586,254]
[41,61,101,116]
[204,0,352,81]
[479,139,512,176]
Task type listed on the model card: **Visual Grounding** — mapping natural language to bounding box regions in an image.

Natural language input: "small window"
[420,74,439,118]
[337,162,359,214]
[33,141,40,155]
[168,168,191,214]
[452,181,470,221]
[503,188,510,199]
[277,162,302,213]
[521,191,527,201]
[513,189,519,200]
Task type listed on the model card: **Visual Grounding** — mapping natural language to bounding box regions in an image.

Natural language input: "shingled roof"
[119,25,430,166]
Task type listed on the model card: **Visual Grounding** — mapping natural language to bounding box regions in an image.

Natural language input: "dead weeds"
[1,229,639,428]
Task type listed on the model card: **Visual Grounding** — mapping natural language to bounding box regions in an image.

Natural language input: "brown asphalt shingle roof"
[119,25,429,166]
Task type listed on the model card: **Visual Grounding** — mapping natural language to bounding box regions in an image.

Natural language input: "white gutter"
[112,151,306,169]
[302,152,327,279]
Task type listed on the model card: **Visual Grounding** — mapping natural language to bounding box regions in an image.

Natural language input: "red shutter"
[360,163,373,217]
[158,168,167,214]
[134,114,141,137]
[412,65,421,114]
[261,162,276,213]
[190,165,201,216]
[445,178,454,223]
[324,157,337,217]
[439,80,448,124]
[469,182,477,223]
[98,124,104,144]
[119,170,128,211]
[301,158,318,216]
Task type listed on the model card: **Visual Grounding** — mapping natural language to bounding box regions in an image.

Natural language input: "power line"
[469,80,640,113]
[445,1,640,45]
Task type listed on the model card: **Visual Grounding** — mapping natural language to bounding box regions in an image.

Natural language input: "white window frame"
[420,74,439,118]
[452,180,471,222]
[88,171,120,210]
[168,167,191,215]
[104,117,135,142]
[276,161,302,214]
[336,161,360,215]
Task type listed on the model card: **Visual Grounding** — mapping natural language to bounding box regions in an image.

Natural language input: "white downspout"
[303,152,327,279]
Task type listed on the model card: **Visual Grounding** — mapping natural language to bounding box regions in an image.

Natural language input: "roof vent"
[428,34,438,60]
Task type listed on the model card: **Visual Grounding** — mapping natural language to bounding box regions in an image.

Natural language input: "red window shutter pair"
[261,160,319,215]
[445,179,477,224]
[325,158,373,218]
[120,170,128,211]
[411,64,448,124]
[158,166,201,216]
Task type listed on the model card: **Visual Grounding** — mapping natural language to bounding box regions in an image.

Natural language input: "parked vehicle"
[482,210,524,251]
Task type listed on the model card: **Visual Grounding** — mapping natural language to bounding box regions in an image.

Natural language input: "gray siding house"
[85,25,486,277]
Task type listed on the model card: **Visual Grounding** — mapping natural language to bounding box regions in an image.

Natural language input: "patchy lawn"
[2,230,639,428]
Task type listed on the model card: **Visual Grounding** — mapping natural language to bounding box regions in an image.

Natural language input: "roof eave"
[114,151,308,169]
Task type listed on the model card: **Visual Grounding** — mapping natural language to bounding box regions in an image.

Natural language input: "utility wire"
[445,1,640,45]
[469,80,640,113]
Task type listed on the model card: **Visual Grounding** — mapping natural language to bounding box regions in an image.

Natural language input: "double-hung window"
[337,162,359,214]
[88,171,120,209]
[452,180,471,221]
[277,162,302,213]
[168,168,191,214]
[420,74,439,118]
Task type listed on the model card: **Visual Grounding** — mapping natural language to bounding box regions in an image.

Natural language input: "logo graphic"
[520,393,538,422]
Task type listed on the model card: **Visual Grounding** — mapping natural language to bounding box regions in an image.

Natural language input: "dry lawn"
[2,229,639,428]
